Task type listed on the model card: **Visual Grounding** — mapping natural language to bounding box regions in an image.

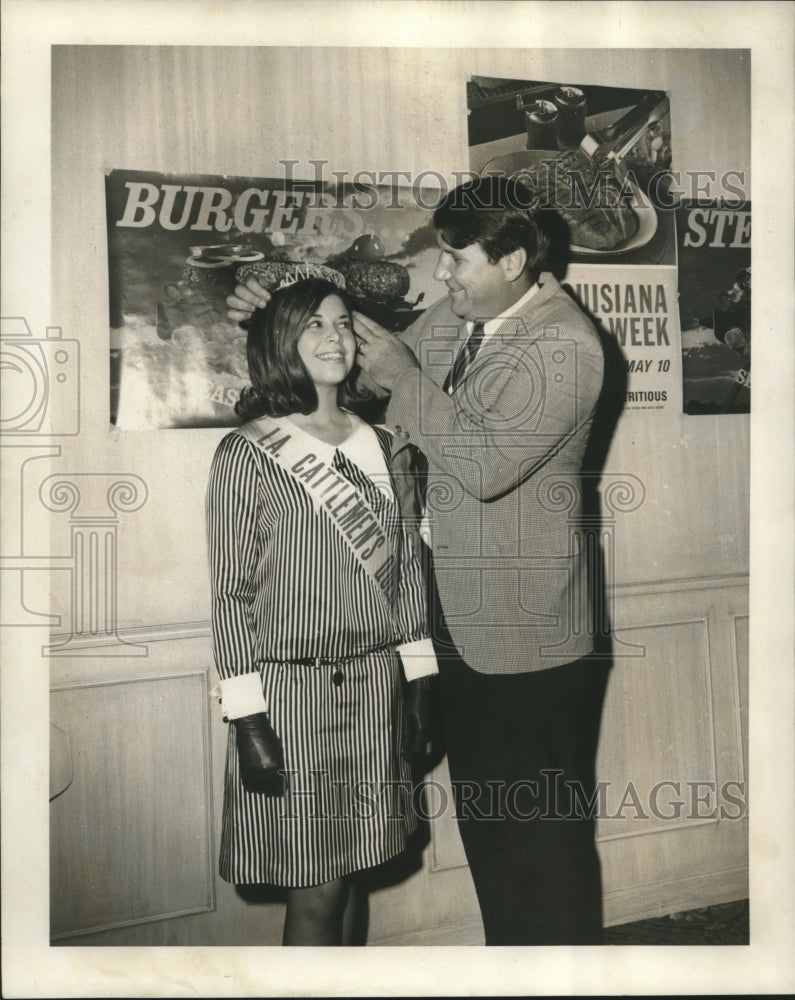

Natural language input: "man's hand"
[353,312,419,390]
[226,276,271,324]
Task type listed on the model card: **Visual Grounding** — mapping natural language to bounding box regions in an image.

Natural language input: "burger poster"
[106,169,441,430]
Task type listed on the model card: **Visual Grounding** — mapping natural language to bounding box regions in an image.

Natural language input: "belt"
[275,645,392,668]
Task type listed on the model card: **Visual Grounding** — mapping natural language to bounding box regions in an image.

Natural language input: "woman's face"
[296,294,356,388]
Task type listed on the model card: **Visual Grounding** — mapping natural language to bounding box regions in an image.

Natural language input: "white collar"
[474,281,540,339]
[284,413,393,499]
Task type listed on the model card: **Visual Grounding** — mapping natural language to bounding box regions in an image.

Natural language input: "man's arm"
[385,323,604,501]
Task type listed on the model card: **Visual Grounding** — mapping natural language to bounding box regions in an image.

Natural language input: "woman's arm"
[206,433,268,715]
[207,433,284,794]
[390,444,438,679]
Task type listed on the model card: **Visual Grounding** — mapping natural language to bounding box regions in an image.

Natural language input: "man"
[228,176,609,945]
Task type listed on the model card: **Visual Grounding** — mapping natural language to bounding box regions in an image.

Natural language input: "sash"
[237,415,395,599]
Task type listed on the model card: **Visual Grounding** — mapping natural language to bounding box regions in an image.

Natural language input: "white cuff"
[218,672,267,720]
[396,637,439,681]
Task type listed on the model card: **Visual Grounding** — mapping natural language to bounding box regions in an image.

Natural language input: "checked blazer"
[385,272,605,675]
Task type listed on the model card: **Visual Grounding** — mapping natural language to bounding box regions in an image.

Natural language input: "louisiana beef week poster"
[467,76,684,414]
[106,171,440,429]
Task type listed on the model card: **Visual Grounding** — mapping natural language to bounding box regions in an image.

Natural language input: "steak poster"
[676,203,751,415]
[106,170,440,429]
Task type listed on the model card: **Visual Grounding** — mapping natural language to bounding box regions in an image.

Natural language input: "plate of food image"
[482,149,657,257]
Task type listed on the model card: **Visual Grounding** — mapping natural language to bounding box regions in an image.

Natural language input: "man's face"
[433,234,518,322]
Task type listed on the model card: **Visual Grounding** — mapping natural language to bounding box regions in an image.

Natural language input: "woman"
[206,277,438,946]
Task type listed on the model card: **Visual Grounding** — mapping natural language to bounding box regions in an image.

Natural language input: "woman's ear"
[498,247,528,283]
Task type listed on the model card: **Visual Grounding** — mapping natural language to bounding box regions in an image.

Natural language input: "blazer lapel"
[456,314,526,399]
[456,278,559,396]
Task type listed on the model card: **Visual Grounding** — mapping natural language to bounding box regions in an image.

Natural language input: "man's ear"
[498,248,528,282]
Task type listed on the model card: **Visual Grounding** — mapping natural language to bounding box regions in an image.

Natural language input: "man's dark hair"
[433,175,550,284]
[235,277,369,422]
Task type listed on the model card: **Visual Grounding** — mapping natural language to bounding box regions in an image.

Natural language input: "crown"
[278,262,347,291]
[235,260,347,292]
[277,271,300,290]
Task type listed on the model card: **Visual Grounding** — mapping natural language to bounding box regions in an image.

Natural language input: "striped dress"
[206,414,426,887]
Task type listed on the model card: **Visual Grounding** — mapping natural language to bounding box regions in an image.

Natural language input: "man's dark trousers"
[439,651,610,946]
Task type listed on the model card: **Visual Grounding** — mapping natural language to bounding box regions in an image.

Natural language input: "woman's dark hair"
[235,278,370,422]
[433,175,550,285]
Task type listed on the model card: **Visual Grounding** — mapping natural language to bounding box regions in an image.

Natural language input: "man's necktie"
[443,321,487,394]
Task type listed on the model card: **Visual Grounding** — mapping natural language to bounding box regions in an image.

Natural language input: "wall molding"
[51,902,215,944]
[603,865,748,927]
[46,573,749,651]
[369,866,749,945]
[50,664,212,691]
[611,573,748,599]
[48,619,212,651]
[50,668,217,941]
[730,612,750,786]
